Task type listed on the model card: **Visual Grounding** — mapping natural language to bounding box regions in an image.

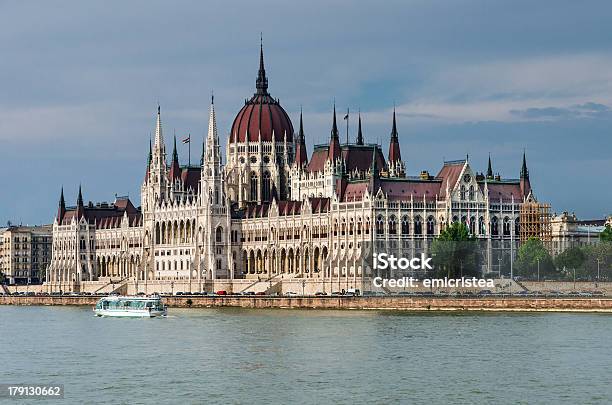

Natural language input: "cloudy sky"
[1,0,611,225]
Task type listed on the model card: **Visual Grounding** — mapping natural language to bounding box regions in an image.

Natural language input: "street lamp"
[537,258,540,283]
[596,258,601,286]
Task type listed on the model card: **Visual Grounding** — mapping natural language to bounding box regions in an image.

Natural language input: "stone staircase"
[0,284,10,295]
[240,274,283,294]
[93,277,130,295]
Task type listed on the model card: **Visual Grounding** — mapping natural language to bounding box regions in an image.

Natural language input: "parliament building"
[46,44,539,293]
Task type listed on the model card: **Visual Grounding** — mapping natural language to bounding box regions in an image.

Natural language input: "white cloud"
[393,53,612,122]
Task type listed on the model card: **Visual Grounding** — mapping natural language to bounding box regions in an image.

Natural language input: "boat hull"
[94,308,167,318]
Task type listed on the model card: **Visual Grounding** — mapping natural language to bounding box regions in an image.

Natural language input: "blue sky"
[1,0,610,225]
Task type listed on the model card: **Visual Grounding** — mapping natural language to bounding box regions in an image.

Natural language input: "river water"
[1,306,611,404]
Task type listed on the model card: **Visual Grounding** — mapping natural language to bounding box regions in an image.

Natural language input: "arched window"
[388,216,397,235]
[460,185,466,200]
[376,215,384,235]
[479,217,485,235]
[215,226,223,243]
[401,216,410,235]
[469,185,474,200]
[250,172,258,201]
[414,216,422,235]
[427,216,435,235]
[262,171,271,201]
[515,218,520,236]
[469,216,476,235]
[491,216,499,236]
[503,217,511,236]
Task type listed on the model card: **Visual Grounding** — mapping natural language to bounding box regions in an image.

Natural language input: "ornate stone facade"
[46,45,541,292]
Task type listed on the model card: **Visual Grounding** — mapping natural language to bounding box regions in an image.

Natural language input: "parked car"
[478,290,493,296]
[330,291,343,296]
[255,292,266,295]
[285,291,298,296]
[314,292,327,296]
[215,290,227,296]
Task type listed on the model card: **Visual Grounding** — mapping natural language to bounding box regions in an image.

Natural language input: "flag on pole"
[182,135,190,144]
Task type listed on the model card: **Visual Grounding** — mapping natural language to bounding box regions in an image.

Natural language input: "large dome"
[229,45,293,143]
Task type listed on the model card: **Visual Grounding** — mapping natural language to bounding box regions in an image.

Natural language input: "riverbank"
[2,295,612,312]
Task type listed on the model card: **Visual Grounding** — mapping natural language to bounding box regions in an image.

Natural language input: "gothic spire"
[77,185,83,207]
[148,137,152,165]
[520,150,531,198]
[169,135,181,180]
[328,103,341,161]
[154,105,164,149]
[487,153,493,179]
[520,150,529,179]
[388,108,402,162]
[57,187,66,222]
[356,111,364,145]
[255,35,268,95]
[203,94,221,170]
[76,184,85,219]
[295,108,308,167]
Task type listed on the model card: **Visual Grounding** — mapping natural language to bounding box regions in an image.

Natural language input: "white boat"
[94,295,167,318]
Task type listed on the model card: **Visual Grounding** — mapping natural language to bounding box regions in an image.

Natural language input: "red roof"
[230,94,293,143]
[483,182,523,202]
[180,167,201,191]
[307,144,386,173]
[436,160,465,197]
[380,179,441,201]
[60,197,142,229]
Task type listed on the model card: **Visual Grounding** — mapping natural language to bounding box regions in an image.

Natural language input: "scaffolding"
[519,202,552,247]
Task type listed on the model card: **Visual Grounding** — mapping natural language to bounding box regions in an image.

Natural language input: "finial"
[211,90,214,104]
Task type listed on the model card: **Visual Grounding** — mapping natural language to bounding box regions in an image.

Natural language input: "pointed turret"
[255,35,269,95]
[387,108,405,177]
[388,108,402,163]
[203,94,221,173]
[56,187,66,223]
[76,185,85,219]
[328,104,341,162]
[520,151,531,198]
[148,137,152,165]
[486,154,493,179]
[520,151,529,179]
[356,112,364,145]
[295,108,308,167]
[169,135,181,180]
[154,105,164,149]
[145,136,152,181]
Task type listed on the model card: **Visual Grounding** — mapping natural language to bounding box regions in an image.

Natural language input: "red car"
[215,290,227,296]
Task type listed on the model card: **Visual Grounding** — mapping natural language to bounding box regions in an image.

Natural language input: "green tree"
[515,238,555,279]
[600,225,612,242]
[555,246,586,279]
[431,222,479,278]
[580,242,612,281]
